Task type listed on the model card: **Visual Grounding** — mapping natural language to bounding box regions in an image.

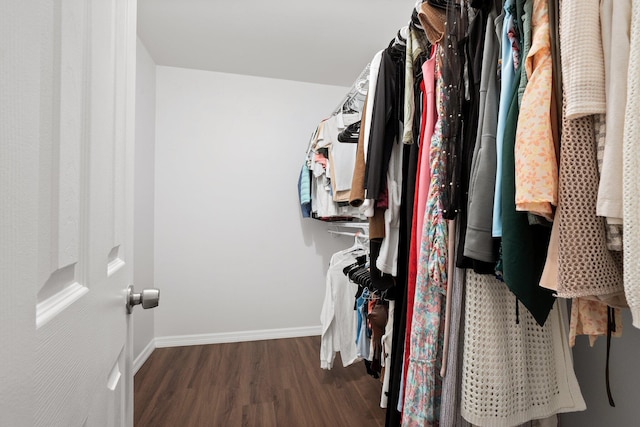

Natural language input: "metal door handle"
[126,285,160,313]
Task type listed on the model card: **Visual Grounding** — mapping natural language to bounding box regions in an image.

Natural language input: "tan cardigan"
[349,96,368,208]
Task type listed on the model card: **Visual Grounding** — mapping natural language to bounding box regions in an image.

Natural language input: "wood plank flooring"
[134,336,387,426]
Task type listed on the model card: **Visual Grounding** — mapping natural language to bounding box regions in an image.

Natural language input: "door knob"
[126,285,160,313]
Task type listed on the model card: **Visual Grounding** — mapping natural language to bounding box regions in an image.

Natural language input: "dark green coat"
[501,67,556,326]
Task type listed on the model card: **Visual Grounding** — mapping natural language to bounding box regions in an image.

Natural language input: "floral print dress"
[402,48,449,427]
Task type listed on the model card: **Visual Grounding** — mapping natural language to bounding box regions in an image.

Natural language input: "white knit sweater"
[623,0,640,328]
[560,0,606,119]
[597,0,632,224]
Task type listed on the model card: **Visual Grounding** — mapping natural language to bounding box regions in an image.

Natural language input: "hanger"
[400,26,409,41]
[395,27,408,46]
[427,0,449,10]
[349,231,369,253]
[343,261,364,277]
[388,26,408,56]
[331,229,369,259]
[348,267,389,301]
[350,267,372,290]
[367,289,387,302]
[344,99,360,115]
[338,120,361,143]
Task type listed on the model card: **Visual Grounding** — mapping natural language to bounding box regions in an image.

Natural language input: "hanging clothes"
[380,301,395,408]
[297,0,640,424]
[555,115,624,303]
[401,12,443,388]
[560,0,606,120]
[516,0,534,107]
[569,298,623,347]
[465,0,501,264]
[439,0,467,222]
[363,50,384,165]
[384,139,416,427]
[402,27,427,146]
[504,112,557,324]
[461,271,586,426]
[597,0,631,228]
[376,127,404,276]
[366,43,406,203]
[402,50,448,426]
[450,1,495,275]
[594,108,624,252]
[298,163,312,218]
[564,111,624,344]
[350,95,369,208]
[307,119,366,221]
[500,31,556,327]
[552,0,624,305]
[623,0,640,327]
[514,0,558,220]
[356,289,372,362]
[403,47,438,404]
[324,113,360,202]
[438,264,468,427]
[492,0,520,239]
[320,246,365,370]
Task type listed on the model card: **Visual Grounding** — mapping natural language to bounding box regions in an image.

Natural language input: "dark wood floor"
[134,336,387,426]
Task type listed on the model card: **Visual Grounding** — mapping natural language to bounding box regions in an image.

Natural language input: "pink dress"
[403,47,438,388]
[403,48,448,426]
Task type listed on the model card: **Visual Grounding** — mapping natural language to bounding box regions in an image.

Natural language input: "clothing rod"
[332,63,371,115]
[332,222,369,229]
[328,230,369,239]
[331,22,413,117]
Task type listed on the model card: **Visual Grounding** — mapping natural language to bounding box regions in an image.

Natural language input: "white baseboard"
[133,338,156,374]
[154,325,322,349]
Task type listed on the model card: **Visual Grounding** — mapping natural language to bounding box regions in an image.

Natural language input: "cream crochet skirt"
[461,271,585,427]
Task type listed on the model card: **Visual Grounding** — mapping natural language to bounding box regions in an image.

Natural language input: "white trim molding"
[133,338,156,374]
[36,282,89,329]
[154,326,322,349]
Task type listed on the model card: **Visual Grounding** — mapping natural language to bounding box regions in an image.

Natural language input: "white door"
[1,1,139,426]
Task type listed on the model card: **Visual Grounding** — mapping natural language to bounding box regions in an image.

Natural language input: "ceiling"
[137,0,418,87]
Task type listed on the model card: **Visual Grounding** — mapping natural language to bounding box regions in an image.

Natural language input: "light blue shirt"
[493,1,518,237]
[356,290,371,360]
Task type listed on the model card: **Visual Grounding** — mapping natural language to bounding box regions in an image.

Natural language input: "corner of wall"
[132,37,157,365]
[133,337,156,374]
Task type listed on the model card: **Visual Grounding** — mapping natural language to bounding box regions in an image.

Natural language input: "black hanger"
[428,0,450,10]
[338,121,361,143]
[410,9,423,31]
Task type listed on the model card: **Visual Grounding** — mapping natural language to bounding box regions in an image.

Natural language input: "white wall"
[133,39,156,361]
[560,309,640,426]
[154,66,355,342]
